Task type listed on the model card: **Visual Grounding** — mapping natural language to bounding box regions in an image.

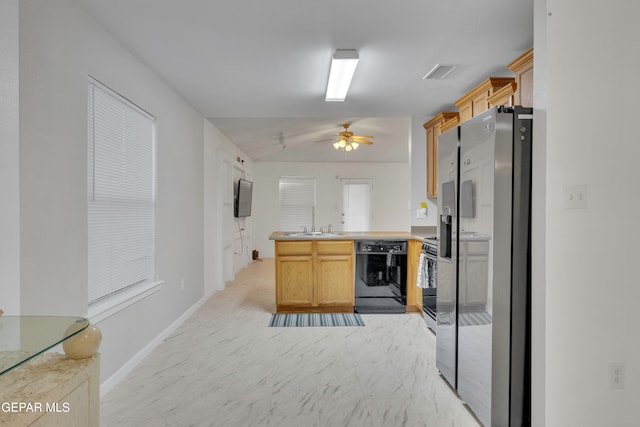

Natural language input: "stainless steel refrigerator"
[436,106,532,427]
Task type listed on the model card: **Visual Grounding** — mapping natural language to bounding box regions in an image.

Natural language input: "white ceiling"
[75,0,533,162]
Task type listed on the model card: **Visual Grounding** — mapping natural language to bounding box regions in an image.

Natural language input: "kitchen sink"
[285,232,346,238]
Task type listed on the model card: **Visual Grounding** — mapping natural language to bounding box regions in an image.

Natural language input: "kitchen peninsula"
[269,231,422,314]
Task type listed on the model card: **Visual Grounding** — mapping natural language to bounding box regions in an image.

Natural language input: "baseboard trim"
[99,292,211,397]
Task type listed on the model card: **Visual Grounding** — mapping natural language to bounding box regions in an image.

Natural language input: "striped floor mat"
[269,313,365,327]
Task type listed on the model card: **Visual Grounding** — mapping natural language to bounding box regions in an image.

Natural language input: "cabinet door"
[276,255,314,307]
[488,82,516,109]
[432,122,442,198]
[406,240,422,312]
[315,254,354,306]
[458,102,473,123]
[426,125,436,198]
[472,91,489,117]
[516,65,533,107]
[426,121,443,199]
[509,48,534,107]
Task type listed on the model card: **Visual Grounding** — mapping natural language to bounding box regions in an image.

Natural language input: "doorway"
[341,179,373,231]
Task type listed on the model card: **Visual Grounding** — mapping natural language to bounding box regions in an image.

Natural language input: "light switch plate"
[609,362,625,389]
[563,184,588,209]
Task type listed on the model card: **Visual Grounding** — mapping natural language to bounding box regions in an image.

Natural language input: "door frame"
[339,178,374,231]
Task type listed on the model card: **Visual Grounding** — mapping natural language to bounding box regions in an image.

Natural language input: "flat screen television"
[234,178,253,218]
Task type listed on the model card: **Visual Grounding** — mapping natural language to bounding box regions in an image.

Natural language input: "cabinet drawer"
[276,241,313,255]
[316,240,353,255]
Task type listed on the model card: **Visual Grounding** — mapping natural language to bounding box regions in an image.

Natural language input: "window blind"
[88,78,156,304]
[279,177,315,232]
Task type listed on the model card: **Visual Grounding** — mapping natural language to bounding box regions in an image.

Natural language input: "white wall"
[253,161,411,258]
[542,0,640,425]
[531,0,547,425]
[410,116,439,226]
[19,0,205,382]
[0,0,20,315]
[204,120,253,296]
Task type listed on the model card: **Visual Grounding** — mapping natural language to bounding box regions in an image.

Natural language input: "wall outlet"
[608,362,625,389]
[416,208,427,219]
[563,184,588,209]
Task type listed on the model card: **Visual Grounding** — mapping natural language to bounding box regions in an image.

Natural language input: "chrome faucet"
[319,224,333,234]
[311,206,315,232]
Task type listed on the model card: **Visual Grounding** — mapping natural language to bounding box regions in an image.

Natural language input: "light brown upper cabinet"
[488,81,517,109]
[508,47,534,107]
[441,114,460,133]
[424,112,459,199]
[454,77,516,123]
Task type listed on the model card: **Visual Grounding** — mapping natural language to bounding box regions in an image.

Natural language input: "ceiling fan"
[316,124,374,152]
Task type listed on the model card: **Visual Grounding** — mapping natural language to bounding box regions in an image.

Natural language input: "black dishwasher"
[354,240,407,313]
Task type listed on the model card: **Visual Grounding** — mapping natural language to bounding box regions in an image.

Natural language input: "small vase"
[63,323,102,360]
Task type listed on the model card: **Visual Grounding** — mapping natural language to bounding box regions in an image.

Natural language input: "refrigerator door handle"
[439,214,453,259]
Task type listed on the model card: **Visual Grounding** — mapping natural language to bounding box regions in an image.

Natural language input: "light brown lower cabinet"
[276,253,314,307]
[405,239,423,313]
[275,240,354,313]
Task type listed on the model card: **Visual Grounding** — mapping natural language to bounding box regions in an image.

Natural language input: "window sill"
[88,281,163,324]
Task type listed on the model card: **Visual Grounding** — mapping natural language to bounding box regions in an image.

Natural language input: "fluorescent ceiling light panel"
[325,49,359,102]
[423,64,457,80]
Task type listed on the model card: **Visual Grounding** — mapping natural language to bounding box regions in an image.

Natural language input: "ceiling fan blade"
[351,135,374,140]
[355,140,373,145]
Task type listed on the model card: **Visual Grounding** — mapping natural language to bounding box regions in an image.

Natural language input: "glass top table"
[0,316,89,376]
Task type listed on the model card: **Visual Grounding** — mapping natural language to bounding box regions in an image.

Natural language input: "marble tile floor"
[100,259,480,427]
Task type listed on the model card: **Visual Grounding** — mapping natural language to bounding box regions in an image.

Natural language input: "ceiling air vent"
[422,64,457,80]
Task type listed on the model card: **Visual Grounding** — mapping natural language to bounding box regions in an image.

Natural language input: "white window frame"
[87,77,161,322]
[279,176,316,232]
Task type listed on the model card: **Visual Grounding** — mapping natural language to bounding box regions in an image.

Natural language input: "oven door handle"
[424,253,438,262]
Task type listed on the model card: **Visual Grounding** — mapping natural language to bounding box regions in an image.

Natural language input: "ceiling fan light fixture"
[325,49,359,102]
[327,123,371,152]
[333,140,359,151]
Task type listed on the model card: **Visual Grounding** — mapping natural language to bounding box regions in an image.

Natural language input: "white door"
[341,179,373,231]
